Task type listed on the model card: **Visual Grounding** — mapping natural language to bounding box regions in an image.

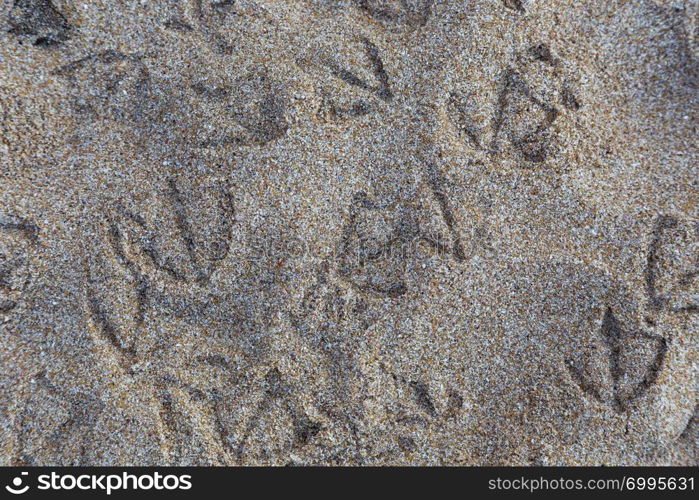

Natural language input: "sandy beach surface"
[0,0,697,465]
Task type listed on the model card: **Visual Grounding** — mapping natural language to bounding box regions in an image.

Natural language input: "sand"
[0,0,697,465]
